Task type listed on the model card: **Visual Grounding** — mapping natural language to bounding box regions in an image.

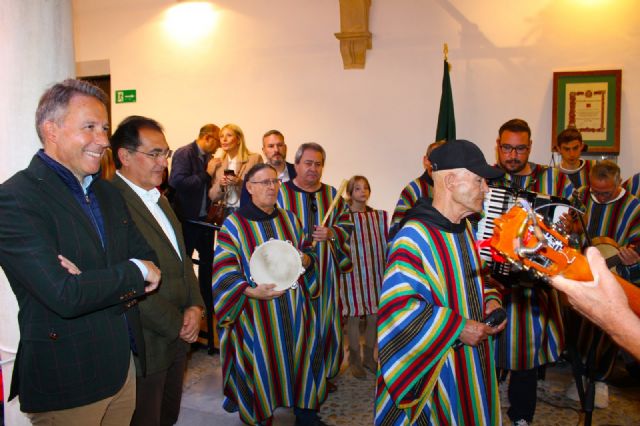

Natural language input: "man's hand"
[140,260,161,293]
[58,255,81,275]
[244,284,286,300]
[619,245,640,266]
[550,247,628,331]
[485,299,502,316]
[458,315,506,347]
[312,226,333,243]
[179,306,203,343]
[206,158,221,176]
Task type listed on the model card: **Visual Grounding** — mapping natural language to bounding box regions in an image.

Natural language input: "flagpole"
[443,43,448,61]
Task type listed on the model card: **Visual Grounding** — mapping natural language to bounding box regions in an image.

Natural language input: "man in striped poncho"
[565,160,640,408]
[277,143,353,394]
[389,140,445,238]
[490,119,574,426]
[375,140,505,425]
[213,164,326,426]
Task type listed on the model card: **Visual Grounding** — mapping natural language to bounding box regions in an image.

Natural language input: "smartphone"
[224,169,236,177]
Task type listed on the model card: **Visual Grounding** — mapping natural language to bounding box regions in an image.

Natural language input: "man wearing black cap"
[375,140,506,425]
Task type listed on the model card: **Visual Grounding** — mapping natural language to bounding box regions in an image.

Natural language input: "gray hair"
[294,142,326,165]
[590,160,621,184]
[35,78,108,143]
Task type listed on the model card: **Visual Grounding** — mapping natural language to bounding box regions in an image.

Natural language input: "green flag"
[435,59,456,141]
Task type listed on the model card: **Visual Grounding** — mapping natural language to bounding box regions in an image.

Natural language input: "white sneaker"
[513,419,530,426]
[595,382,609,409]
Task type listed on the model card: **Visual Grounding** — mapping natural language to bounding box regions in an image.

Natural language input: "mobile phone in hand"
[224,169,236,177]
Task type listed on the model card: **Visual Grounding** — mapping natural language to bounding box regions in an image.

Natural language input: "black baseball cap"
[429,139,504,179]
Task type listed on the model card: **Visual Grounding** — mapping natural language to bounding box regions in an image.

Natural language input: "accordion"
[476,185,571,280]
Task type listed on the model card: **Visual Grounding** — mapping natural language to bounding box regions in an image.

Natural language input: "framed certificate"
[552,69,621,154]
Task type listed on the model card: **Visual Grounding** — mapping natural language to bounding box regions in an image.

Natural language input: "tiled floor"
[177,347,640,426]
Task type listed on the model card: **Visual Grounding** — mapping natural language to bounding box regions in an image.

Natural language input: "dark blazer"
[110,175,204,375]
[168,141,211,220]
[0,156,154,413]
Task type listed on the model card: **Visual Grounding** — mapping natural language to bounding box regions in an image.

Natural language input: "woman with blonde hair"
[208,124,262,215]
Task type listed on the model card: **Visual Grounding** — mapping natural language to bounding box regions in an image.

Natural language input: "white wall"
[72,0,640,212]
[1,2,75,423]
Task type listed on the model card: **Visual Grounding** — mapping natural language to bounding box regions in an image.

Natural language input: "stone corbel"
[335,0,372,69]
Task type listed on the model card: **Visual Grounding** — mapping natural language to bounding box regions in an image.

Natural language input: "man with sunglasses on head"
[490,118,574,426]
[110,116,205,426]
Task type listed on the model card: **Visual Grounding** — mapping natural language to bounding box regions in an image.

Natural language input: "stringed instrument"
[591,236,640,272]
[489,201,640,317]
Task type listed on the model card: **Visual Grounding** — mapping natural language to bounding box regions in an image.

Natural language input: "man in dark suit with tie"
[168,123,220,257]
[0,79,161,424]
[109,116,205,426]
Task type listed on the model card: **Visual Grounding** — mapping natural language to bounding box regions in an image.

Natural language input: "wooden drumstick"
[312,179,348,247]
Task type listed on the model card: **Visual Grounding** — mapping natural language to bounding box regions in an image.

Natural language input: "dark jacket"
[168,141,211,220]
[0,155,153,413]
[110,175,204,375]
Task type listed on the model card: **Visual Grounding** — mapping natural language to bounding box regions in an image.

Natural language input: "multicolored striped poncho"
[212,208,326,425]
[490,163,573,370]
[568,186,640,379]
[277,181,353,378]
[559,158,596,190]
[389,172,433,237]
[623,172,640,199]
[375,208,502,426]
[339,209,389,317]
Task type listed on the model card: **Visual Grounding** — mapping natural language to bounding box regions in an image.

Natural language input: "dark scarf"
[238,199,278,221]
[400,197,466,234]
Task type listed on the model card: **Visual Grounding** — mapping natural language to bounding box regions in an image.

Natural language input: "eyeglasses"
[499,144,530,154]
[130,149,173,160]
[248,178,281,187]
[591,190,614,199]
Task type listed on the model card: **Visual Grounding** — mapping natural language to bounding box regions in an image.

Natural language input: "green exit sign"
[115,89,136,104]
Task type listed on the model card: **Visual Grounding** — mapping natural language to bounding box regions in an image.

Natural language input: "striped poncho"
[375,206,502,426]
[212,208,326,424]
[390,172,433,237]
[339,209,389,317]
[569,186,640,379]
[490,163,573,370]
[623,172,640,199]
[277,181,353,378]
[559,159,596,189]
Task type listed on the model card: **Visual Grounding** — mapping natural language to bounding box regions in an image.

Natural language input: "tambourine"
[249,239,305,291]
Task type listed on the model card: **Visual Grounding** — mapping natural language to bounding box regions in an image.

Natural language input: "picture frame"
[552,69,621,154]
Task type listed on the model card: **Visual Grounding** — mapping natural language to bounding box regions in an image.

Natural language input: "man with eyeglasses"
[490,118,574,426]
[563,159,640,408]
[169,123,221,256]
[277,142,353,396]
[110,115,205,426]
[0,79,160,424]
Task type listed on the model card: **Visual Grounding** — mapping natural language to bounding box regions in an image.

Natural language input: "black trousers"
[507,368,538,423]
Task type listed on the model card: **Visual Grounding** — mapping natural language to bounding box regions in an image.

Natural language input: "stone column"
[0,1,75,423]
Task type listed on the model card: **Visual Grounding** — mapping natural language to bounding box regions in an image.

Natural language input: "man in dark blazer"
[239,129,297,206]
[0,79,161,424]
[109,115,205,426]
[168,123,220,256]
